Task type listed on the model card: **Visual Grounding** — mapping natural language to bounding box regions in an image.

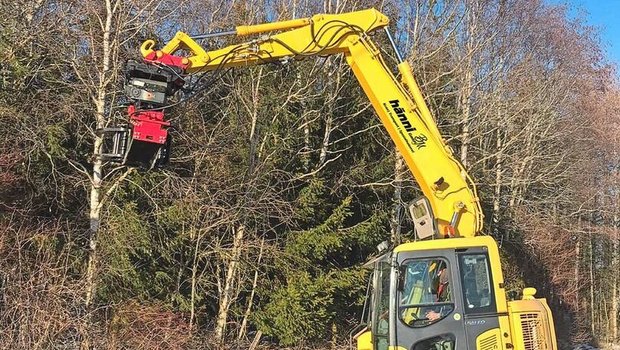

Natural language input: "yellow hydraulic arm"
[140,8,483,238]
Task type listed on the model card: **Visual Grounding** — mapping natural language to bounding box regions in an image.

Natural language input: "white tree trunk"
[390,153,405,244]
[215,70,262,343]
[214,224,246,342]
[458,0,479,170]
[83,1,118,348]
[238,238,264,341]
[85,0,115,311]
[492,123,503,238]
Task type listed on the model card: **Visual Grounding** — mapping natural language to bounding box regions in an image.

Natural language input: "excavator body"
[108,8,558,350]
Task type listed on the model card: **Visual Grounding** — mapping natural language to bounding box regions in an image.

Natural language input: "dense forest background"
[1,0,619,349]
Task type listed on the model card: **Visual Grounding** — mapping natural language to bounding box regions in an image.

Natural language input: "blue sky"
[547,0,620,66]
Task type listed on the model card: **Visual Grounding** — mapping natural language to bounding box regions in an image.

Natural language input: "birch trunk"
[85,0,115,310]
[390,153,405,244]
[214,224,246,343]
[83,1,117,348]
[215,69,262,343]
[190,228,200,330]
[238,238,265,341]
[458,1,478,170]
[318,58,341,168]
[492,121,503,238]
[298,70,311,173]
[319,113,333,167]
[574,231,580,312]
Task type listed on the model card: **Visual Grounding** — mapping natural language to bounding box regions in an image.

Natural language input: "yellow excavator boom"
[139,8,483,238]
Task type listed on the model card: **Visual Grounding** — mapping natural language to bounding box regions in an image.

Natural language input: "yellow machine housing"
[134,8,558,350]
[357,236,557,350]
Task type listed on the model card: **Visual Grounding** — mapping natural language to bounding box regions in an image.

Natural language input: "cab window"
[413,334,455,350]
[398,258,454,328]
[372,261,391,350]
[458,253,496,314]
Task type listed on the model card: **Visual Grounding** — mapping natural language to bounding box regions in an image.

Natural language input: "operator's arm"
[139,8,482,238]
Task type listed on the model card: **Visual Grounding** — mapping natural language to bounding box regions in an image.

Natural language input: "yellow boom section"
[141,8,483,238]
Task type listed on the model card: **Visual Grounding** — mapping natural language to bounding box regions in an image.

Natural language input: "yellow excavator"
[101,8,558,350]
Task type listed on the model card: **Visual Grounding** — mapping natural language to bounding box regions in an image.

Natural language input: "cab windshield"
[398,258,454,328]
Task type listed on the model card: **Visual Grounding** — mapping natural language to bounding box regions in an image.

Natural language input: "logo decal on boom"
[384,99,427,152]
[389,100,416,133]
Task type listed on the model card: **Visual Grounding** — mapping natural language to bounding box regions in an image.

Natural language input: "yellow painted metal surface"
[145,9,388,74]
[344,40,481,238]
[508,295,557,350]
[393,235,494,253]
[476,328,502,350]
[498,313,514,350]
[236,17,311,35]
[356,330,373,350]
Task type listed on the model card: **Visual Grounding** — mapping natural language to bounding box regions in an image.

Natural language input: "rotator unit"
[98,60,185,169]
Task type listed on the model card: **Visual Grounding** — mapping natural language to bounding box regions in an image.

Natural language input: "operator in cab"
[399,259,454,327]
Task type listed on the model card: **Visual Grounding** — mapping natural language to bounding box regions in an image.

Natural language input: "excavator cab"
[357,236,557,350]
[98,60,184,169]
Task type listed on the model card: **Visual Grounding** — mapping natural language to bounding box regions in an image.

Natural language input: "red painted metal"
[127,105,170,145]
[143,51,189,70]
